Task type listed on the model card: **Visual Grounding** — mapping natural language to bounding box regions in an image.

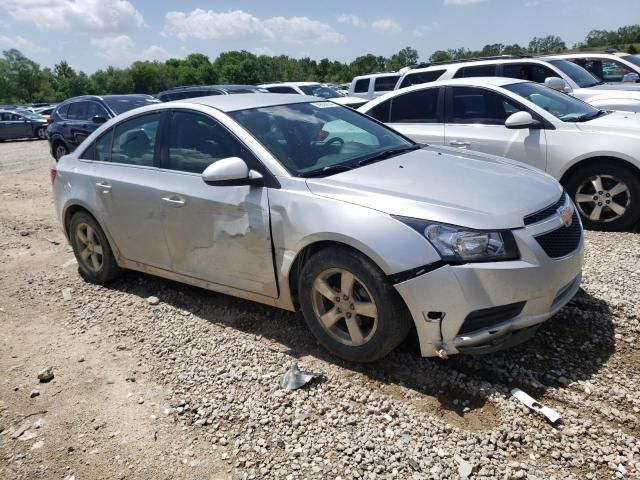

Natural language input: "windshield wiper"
[302,164,354,178]
[356,144,421,167]
[576,109,607,122]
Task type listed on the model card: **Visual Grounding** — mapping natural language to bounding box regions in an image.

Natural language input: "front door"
[157,110,277,297]
[444,86,547,171]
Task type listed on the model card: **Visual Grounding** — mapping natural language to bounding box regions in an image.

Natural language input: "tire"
[53,141,68,160]
[35,127,46,140]
[69,211,122,283]
[298,246,412,362]
[565,162,640,231]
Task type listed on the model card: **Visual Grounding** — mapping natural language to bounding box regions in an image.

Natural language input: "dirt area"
[0,139,639,479]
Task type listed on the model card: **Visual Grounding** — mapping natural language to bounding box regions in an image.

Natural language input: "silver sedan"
[52,94,583,362]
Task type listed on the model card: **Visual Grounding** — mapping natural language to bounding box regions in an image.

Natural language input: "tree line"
[1,24,639,104]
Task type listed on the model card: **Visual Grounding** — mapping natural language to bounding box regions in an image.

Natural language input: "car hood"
[305,147,562,230]
[574,110,640,134]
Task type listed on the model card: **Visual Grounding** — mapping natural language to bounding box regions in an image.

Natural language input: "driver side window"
[450,87,524,125]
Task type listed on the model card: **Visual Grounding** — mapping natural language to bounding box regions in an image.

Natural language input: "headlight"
[393,216,519,262]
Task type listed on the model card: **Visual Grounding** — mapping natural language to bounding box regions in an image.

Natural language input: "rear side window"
[367,100,391,123]
[399,70,445,88]
[354,79,369,93]
[374,76,400,92]
[389,88,440,123]
[110,113,160,166]
[86,102,109,119]
[83,129,114,161]
[453,65,497,78]
[266,86,298,94]
[502,63,557,83]
[166,111,244,174]
[67,102,88,120]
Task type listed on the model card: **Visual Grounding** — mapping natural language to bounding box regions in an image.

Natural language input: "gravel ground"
[1,140,639,479]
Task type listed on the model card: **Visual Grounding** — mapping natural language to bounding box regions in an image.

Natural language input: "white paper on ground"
[511,388,561,423]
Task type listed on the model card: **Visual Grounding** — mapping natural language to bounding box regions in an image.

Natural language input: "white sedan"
[359,77,640,231]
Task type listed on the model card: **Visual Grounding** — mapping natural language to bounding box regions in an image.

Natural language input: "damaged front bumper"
[394,225,584,357]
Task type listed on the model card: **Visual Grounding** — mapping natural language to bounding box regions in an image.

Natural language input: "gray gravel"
[11,228,639,479]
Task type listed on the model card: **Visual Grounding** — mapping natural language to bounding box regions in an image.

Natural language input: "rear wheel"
[566,162,640,231]
[299,247,412,362]
[54,142,68,160]
[35,127,46,140]
[69,211,122,283]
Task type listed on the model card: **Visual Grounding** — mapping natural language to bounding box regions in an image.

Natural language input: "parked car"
[156,85,267,102]
[392,56,640,113]
[541,53,640,83]
[260,82,365,108]
[359,77,640,231]
[47,94,160,160]
[52,94,583,362]
[0,109,48,141]
[348,73,402,100]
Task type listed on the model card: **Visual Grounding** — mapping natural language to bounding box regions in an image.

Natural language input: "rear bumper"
[394,223,584,357]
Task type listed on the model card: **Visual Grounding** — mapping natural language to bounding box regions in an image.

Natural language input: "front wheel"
[35,127,46,140]
[299,247,412,362]
[566,162,640,231]
[69,211,122,283]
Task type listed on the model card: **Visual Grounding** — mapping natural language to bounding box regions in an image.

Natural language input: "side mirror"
[505,111,541,129]
[201,157,263,186]
[544,77,570,93]
[92,115,108,124]
[622,72,640,83]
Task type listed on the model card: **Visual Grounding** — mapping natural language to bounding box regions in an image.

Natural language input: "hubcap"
[75,222,104,272]
[55,145,67,159]
[38,128,46,139]
[574,175,630,223]
[311,268,378,347]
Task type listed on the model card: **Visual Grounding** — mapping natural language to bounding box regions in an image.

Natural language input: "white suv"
[259,82,366,108]
[359,77,640,231]
[348,73,401,100]
[393,56,640,113]
[542,53,640,84]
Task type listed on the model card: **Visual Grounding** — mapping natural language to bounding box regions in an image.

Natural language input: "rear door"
[66,101,91,149]
[444,86,547,170]
[367,87,445,145]
[84,112,172,269]
[156,109,277,297]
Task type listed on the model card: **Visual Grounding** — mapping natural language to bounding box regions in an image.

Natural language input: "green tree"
[528,35,566,54]
[387,47,419,70]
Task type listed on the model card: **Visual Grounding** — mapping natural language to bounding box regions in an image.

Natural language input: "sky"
[0,0,637,73]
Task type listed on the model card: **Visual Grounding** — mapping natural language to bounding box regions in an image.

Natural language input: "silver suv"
[52,94,583,362]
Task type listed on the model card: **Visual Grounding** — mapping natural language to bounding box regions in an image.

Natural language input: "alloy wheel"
[574,175,630,223]
[311,268,378,347]
[37,128,46,139]
[55,145,67,160]
[75,222,104,273]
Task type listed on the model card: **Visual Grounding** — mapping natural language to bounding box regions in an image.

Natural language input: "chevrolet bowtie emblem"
[557,204,573,227]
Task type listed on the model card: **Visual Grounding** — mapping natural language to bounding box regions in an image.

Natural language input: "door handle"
[449,140,470,148]
[95,181,111,192]
[162,196,186,207]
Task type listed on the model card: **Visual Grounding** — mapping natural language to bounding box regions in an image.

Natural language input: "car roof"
[404,57,555,75]
[64,94,156,102]
[353,72,400,80]
[181,93,320,112]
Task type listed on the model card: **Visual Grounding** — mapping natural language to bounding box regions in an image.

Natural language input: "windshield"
[104,97,160,115]
[20,111,44,119]
[547,60,601,88]
[298,85,343,99]
[505,82,603,122]
[621,54,640,67]
[230,101,413,177]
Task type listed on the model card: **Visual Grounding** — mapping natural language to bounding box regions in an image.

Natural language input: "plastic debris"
[511,388,561,423]
[407,458,421,472]
[454,454,473,478]
[62,288,72,301]
[280,363,319,391]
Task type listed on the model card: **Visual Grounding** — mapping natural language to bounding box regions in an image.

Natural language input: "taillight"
[50,165,57,183]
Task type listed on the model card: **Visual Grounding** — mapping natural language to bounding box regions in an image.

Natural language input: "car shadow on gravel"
[104,273,615,419]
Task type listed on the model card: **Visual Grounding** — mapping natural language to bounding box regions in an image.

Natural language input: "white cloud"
[0,0,144,33]
[91,35,173,64]
[252,46,274,56]
[163,9,344,45]
[412,22,440,37]
[336,14,363,27]
[444,0,488,5]
[371,19,401,34]
[0,34,47,53]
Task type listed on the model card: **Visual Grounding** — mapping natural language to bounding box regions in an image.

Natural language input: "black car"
[156,85,267,102]
[0,110,48,141]
[47,94,160,160]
